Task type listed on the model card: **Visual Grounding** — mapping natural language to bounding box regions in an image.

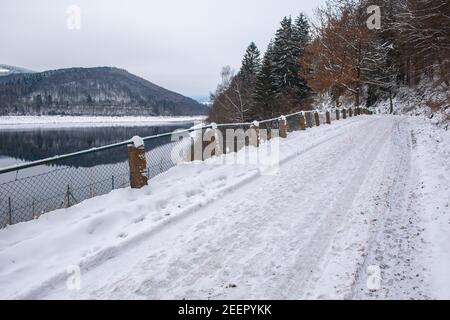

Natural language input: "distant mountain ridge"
[0,66,207,116]
[0,64,35,77]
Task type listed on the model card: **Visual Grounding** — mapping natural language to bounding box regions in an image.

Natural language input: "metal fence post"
[326,111,331,124]
[8,197,12,225]
[111,175,115,190]
[32,198,36,219]
[336,109,340,120]
[65,184,71,208]
[343,109,347,119]
[127,136,148,189]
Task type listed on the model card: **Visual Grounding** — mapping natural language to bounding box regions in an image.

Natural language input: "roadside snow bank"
[376,83,449,128]
[410,117,450,299]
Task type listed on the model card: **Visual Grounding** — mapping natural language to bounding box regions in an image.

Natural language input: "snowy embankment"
[0,115,448,299]
[375,83,449,129]
[0,115,206,129]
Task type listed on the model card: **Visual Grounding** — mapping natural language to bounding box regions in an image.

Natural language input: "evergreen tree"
[238,42,261,121]
[292,13,310,58]
[239,42,261,82]
[271,17,297,95]
[252,41,277,119]
[292,13,310,99]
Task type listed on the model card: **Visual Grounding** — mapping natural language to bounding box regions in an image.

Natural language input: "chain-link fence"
[0,142,131,228]
[0,108,371,229]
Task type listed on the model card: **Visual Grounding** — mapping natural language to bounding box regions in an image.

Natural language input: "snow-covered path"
[1,115,448,299]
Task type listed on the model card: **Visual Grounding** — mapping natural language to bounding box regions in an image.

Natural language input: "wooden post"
[350,108,354,117]
[336,109,340,120]
[250,121,260,147]
[326,111,331,124]
[189,128,206,161]
[343,109,347,119]
[203,126,222,159]
[202,128,213,159]
[65,184,71,208]
[279,116,287,138]
[306,112,313,128]
[128,136,148,189]
[314,111,320,126]
[299,113,306,130]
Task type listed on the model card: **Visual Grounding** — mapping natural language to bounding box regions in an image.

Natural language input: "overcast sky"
[0,0,324,98]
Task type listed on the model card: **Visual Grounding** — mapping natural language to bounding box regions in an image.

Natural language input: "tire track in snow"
[274,118,396,299]
[351,117,430,299]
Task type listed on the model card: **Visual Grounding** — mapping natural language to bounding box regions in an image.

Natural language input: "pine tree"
[292,13,310,58]
[292,13,310,99]
[208,43,262,123]
[252,41,277,119]
[271,17,297,95]
[239,42,261,82]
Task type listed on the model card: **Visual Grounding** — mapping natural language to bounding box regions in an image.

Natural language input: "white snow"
[0,68,9,73]
[0,115,448,300]
[375,81,450,129]
[130,136,144,148]
[0,115,206,129]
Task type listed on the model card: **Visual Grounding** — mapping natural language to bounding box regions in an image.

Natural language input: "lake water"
[0,122,195,227]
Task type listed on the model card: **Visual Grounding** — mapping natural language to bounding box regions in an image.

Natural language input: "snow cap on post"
[252,120,260,127]
[131,136,144,148]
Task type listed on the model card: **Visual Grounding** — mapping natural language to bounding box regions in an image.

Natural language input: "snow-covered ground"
[0,115,206,129]
[375,83,449,129]
[0,115,448,299]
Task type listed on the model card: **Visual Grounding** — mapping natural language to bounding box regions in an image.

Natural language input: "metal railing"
[0,107,371,228]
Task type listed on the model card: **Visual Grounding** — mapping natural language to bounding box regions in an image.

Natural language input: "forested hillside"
[208,0,449,123]
[0,67,207,116]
